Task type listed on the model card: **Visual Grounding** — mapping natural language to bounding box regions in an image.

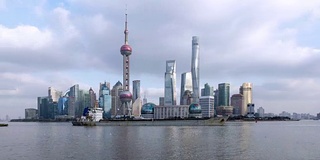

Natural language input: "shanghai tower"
[191,36,200,103]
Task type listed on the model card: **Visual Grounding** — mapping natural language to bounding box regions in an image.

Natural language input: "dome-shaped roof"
[120,44,132,56]
[141,103,156,114]
[189,103,202,114]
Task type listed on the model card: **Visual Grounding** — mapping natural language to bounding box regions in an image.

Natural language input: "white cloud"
[1,0,320,118]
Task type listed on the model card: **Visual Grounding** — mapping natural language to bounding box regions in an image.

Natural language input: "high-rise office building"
[231,94,243,116]
[201,83,214,96]
[25,108,37,119]
[257,107,265,117]
[180,72,193,105]
[191,36,200,103]
[99,82,110,97]
[111,81,123,117]
[159,97,164,106]
[240,83,252,116]
[181,90,193,105]
[164,60,177,106]
[48,87,62,103]
[89,87,97,108]
[99,83,112,118]
[119,13,133,117]
[213,89,219,114]
[132,80,140,104]
[68,84,80,118]
[199,96,214,118]
[218,83,230,106]
[37,96,49,119]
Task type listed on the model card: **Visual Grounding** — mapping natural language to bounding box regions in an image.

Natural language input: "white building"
[257,107,265,117]
[154,105,189,119]
[199,96,214,118]
[240,83,252,116]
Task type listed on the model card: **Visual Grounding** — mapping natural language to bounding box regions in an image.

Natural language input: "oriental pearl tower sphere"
[119,13,133,117]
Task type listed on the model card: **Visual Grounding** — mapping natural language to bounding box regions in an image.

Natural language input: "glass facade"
[218,83,230,106]
[191,36,200,103]
[141,103,156,114]
[164,60,176,105]
[180,72,192,105]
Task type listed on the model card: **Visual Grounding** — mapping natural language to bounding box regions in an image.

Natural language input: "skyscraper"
[218,83,230,106]
[164,60,177,106]
[99,83,112,118]
[201,83,214,97]
[132,80,140,104]
[199,96,214,118]
[68,84,80,118]
[111,81,123,117]
[180,72,192,105]
[119,13,133,117]
[240,83,252,116]
[89,87,96,108]
[191,36,200,103]
[231,94,243,116]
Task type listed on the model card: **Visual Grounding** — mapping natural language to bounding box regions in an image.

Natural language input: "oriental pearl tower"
[119,13,133,117]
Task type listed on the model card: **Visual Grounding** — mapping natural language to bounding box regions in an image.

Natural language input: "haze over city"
[1,0,320,118]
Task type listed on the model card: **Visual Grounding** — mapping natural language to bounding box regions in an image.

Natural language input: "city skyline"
[1,1,320,118]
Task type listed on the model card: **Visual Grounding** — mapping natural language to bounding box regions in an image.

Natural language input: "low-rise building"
[154,105,189,119]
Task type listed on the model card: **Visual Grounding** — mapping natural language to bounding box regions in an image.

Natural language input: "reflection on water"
[1,121,320,160]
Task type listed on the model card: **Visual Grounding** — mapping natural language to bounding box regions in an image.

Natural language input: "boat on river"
[0,123,8,127]
[72,116,228,126]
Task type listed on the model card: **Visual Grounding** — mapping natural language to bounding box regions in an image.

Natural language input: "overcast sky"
[1,0,320,118]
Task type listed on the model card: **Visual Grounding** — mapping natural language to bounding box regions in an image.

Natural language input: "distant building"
[143,94,148,105]
[201,83,214,97]
[231,94,243,116]
[25,108,37,119]
[164,60,177,106]
[317,113,320,119]
[279,111,291,118]
[240,83,252,116]
[292,112,301,120]
[213,89,219,115]
[48,87,62,103]
[132,97,142,118]
[181,90,193,105]
[247,103,255,117]
[89,88,97,108]
[132,80,141,104]
[199,96,214,118]
[68,84,80,118]
[257,107,265,117]
[159,97,164,106]
[99,82,112,119]
[37,96,50,119]
[111,81,123,117]
[218,83,230,106]
[154,105,189,119]
[180,72,192,105]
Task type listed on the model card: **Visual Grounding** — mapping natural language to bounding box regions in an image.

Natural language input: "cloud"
[1,0,320,118]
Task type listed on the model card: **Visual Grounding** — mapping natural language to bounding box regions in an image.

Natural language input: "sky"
[1,0,320,119]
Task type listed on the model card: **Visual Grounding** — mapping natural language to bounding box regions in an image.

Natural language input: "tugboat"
[0,123,8,127]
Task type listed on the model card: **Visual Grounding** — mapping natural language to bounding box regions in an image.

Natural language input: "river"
[1,120,319,160]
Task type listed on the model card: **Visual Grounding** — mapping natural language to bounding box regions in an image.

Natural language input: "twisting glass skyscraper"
[164,60,176,106]
[191,36,200,103]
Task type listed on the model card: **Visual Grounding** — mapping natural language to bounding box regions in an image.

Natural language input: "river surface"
[1,120,320,160]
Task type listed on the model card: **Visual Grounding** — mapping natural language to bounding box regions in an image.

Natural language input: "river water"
[1,120,319,160]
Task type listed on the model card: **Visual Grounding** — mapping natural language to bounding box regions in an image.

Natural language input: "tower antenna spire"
[124,5,128,45]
